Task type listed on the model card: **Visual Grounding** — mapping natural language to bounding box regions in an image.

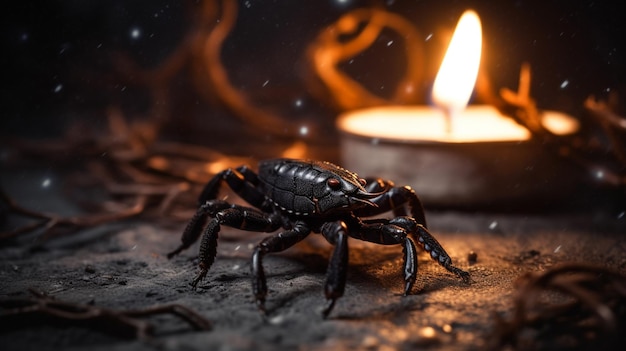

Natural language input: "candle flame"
[432,10,482,112]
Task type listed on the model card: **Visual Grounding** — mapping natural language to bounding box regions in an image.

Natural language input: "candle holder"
[337,61,583,210]
[337,126,583,210]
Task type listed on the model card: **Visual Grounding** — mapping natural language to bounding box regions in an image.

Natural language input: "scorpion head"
[313,161,380,214]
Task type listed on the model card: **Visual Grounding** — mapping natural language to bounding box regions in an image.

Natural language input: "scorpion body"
[168,159,469,317]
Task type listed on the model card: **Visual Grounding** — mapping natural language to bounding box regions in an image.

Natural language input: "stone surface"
[2,209,625,350]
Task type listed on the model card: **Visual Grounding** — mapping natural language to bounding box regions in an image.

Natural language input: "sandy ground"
[2,205,625,350]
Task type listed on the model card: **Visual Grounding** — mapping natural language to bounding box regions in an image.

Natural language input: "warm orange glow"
[336,9,579,143]
[338,105,531,142]
[206,160,230,175]
[281,141,308,159]
[432,10,482,112]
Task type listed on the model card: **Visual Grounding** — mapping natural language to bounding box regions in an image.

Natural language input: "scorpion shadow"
[265,238,466,319]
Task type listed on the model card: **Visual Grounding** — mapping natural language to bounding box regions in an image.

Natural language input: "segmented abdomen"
[257,159,322,216]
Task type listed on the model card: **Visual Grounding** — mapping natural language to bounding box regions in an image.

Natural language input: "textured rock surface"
[2,209,625,350]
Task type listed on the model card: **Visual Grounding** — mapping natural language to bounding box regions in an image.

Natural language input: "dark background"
[2,0,625,139]
[1,3,625,350]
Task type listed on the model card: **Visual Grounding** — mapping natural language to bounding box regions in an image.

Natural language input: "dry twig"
[112,0,296,137]
[0,289,211,339]
[0,189,146,241]
[490,263,626,350]
[499,63,547,136]
[306,7,424,110]
[499,64,626,190]
[584,94,626,166]
[0,108,248,242]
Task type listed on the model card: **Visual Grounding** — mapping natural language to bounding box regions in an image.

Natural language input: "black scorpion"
[168,159,470,317]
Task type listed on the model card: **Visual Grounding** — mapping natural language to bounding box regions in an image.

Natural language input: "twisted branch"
[0,289,211,339]
[490,263,626,350]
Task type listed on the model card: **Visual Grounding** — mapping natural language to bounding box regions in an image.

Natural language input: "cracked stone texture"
[2,204,625,350]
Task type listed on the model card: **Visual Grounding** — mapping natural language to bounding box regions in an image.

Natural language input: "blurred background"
[3,0,624,137]
[1,4,625,349]
[1,0,625,213]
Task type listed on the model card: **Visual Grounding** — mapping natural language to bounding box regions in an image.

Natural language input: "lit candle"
[337,10,579,143]
[336,10,581,208]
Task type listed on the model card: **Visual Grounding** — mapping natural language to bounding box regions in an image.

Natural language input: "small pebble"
[420,326,436,338]
[409,326,441,347]
[268,314,285,325]
[84,265,96,274]
[468,251,478,264]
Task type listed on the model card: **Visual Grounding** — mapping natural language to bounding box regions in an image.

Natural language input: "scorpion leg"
[352,217,469,293]
[169,165,271,259]
[355,218,419,295]
[167,200,231,258]
[320,221,349,318]
[198,165,269,210]
[401,237,418,295]
[404,219,470,283]
[357,181,427,228]
[187,205,283,289]
[251,221,311,315]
